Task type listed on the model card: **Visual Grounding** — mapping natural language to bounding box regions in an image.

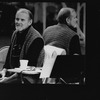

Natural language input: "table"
[7,67,42,74]
[7,67,42,83]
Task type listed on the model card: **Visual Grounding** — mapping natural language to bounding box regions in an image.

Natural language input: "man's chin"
[73,25,77,28]
[16,28,23,32]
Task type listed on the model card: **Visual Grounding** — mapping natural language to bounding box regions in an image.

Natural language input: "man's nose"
[76,19,78,23]
[76,18,78,21]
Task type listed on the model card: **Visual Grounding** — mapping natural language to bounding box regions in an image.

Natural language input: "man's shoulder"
[11,30,18,40]
[46,25,58,30]
[29,26,37,33]
[29,26,42,37]
[44,24,61,33]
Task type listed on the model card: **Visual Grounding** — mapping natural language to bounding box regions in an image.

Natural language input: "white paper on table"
[7,67,42,74]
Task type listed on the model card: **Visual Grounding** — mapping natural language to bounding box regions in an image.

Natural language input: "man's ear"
[29,19,32,25]
[66,18,70,24]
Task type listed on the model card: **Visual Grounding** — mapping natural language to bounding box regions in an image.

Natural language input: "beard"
[15,23,23,31]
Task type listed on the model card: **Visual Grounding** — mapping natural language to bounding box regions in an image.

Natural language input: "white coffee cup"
[20,60,29,69]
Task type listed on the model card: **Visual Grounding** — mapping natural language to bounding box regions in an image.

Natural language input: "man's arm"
[26,38,44,66]
[3,31,17,69]
[69,35,81,55]
[0,73,18,83]
[3,45,11,69]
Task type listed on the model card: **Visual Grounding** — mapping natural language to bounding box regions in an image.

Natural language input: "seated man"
[43,7,82,55]
[0,8,44,83]
[38,7,82,70]
[41,7,83,84]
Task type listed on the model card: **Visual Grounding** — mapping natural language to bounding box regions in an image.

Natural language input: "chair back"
[0,46,9,70]
[39,45,66,78]
[50,55,85,84]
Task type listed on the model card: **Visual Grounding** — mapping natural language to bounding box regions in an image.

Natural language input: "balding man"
[0,8,44,83]
[43,7,81,55]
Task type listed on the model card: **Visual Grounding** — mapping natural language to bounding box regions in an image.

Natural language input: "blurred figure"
[43,7,81,55]
[0,8,44,83]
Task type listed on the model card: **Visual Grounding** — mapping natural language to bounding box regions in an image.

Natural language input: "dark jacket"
[43,23,81,55]
[3,26,44,69]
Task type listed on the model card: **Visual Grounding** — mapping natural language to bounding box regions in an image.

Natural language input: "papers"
[14,67,35,71]
[22,67,42,74]
[7,67,42,74]
[7,68,22,73]
[22,70,41,75]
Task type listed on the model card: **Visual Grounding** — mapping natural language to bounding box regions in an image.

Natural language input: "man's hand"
[0,68,7,79]
[0,73,18,83]
[0,77,8,83]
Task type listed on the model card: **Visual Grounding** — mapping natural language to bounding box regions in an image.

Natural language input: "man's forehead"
[16,9,29,16]
[15,12,29,18]
[17,9,28,14]
[16,11,28,15]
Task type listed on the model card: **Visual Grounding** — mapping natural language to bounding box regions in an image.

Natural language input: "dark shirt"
[4,26,44,69]
[69,35,81,55]
[11,27,30,68]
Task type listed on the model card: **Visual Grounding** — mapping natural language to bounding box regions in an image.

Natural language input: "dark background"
[0,1,99,100]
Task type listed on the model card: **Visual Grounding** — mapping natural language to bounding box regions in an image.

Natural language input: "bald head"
[56,7,75,23]
[56,7,77,28]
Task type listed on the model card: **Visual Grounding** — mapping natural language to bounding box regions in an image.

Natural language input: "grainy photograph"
[0,2,86,85]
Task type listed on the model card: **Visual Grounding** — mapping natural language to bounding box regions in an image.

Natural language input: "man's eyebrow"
[15,17,25,20]
[21,19,25,21]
